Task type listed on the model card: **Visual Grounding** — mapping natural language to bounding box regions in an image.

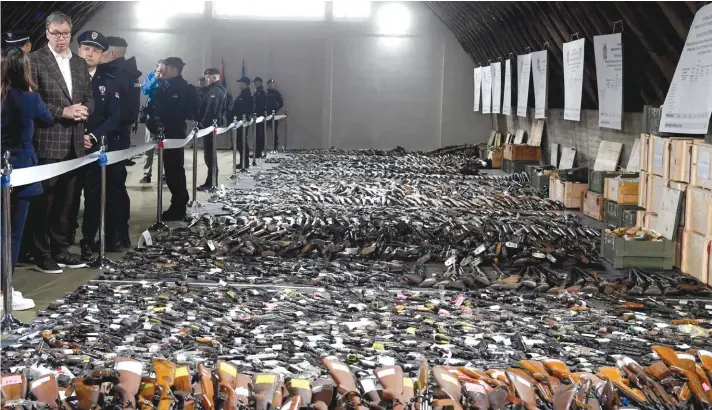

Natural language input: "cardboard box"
[682,230,710,284]
[667,139,700,183]
[489,149,503,169]
[550,176,587,209]
[503,144,541,161]
[646,174,665,214]
[690,143,712,190]
[684,187,712,237]
[648,135,667,177]
[605,177,639,205]
[640,134,649,172]
[582,191,605,221]
[638,171,648,208]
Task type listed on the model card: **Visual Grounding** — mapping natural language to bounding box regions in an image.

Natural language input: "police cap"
[238,76,251,85]
[267,78,275,84]
[106,36,128,47]
[204,68,220,75]
[2,31,30,50]
[78,30,109,51]
[163,57,185,70]
[253,76,264,83]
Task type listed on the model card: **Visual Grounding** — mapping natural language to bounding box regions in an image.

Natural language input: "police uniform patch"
[115,92,120,98]
[91,32,98,40]
[99,85,106,95]
[134,82,141,88]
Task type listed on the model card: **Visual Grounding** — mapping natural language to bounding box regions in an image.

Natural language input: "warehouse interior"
[2,1,712,409]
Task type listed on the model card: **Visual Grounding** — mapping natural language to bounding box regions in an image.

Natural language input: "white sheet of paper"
[531,50,548,119]
[626,139,641,172]
[517,53,532,117]
[594,33,623,129]
[482,65,493,114]
[661,3,712,133]
[514,129,526,144]
[559,147,576,170]
[592,140,623,171]
[503,59,512,116]
[550,143,559,167]
[492,62,502,114]
[563,38,585,121]
[473,67,482,112]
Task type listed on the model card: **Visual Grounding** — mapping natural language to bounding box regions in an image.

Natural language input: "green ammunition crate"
[503,159,538,174]
[601,230,675,269]
[604,200,642,228]
[525,164,540,181]
[588,170,638,194]
[621,208,642,228]
[532,174,551,189]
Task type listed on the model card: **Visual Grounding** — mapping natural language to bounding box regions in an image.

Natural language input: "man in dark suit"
[26,11,94,274]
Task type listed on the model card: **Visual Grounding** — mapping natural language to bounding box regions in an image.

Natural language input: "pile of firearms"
[3,350,712,409]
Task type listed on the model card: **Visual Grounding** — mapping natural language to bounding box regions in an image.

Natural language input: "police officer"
[228,76,254,169]
[98,36,142,249]
[74,30,121,261]
[1,30,32,54]
[266,78,284,151]
[198,67,228,191]
[253,76,267,158]
[146,57,197,221]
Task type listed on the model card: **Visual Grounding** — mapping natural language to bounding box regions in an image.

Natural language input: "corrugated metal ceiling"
[427,1,701,111]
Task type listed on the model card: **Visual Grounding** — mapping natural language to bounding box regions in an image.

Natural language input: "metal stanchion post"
[229,116,238,179]
[240,114,249,173]
[270,110,277,154]
[283,110,289,151]
[210,119,218,192]
[90,136,116,269]
[251,114,257,167]
[150,127,168,231]
[187,123,202,208]
[1,151,22,330]
[262,111,268,159]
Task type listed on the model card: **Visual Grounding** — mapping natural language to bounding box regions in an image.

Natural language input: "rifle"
[357,377,383,410]
[172,366,196,410]
[253,374,281,410]
[321,358,367,410]
[137,376,160,410]
[215,361,239,410]
[284,379,311,410]
[699,350,712,376]
[519,360,561,396]
[414,362,430,410]
[597,367,647,406]
[504,371,538,410]
[375,366,404,410]
[114,357,144,410]
[611,355,678,409]
[151,359,176,410]
[458,379,489,410]
[432,366,463,410]
[551,384,575,410]
[652,345,711,405]
[197,364,215,410]
[28,374,60,409]
[70,377,101,410]
[1,374,28,405]
[540,360,581,384]
[311,379,336,410]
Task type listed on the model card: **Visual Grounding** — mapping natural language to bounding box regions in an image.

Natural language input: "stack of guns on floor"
[4,351,712,410]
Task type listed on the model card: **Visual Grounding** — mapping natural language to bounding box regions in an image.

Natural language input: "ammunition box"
[532,173,551,190]
[588,170,619,194]
[503,144,541,161]
[646,174,665,214]
[681,230,711,284]
[667,180,687,227]
[684,187,712,236]
[690,142,712,190]
[621,208,639,228]
[648,135,667,177]
[638,171,648,208]
[640,134,649,172]
[550,176,587,209]
[667,138,701,183]
[603,200,642,228]
[582,191,605,221]
[502,159,538,174]
[601,230,675,270]
[604,177,639,205]
[489,149,503,169]
[525,164,540,181]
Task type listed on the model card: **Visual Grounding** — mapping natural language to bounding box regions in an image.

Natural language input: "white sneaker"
[0,292,36,311]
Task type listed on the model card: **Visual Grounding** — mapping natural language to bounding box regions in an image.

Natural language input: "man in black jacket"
[98,36,142,249]
[252,76,267,158]
[146,57,197,221]
[266,78,284,151]
[229,76,254,169]
[198,67,228,190]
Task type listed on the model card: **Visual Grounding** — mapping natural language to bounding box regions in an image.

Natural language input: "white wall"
[76,1,490,149]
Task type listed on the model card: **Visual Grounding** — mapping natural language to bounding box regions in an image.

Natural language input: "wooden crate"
[636,210,646,228]
[638,171,648,208]
[667,180,688,227]
[550,176,587,209]
[648,135,667,177]
[646,174,665,214]
[640,134,650,172]
[690,142,712,190]
[644,212,658,231]
[503,144,541,161]
[684,187,712,237]
[489,149,503,169]
[605,177,639,205]
[667,138,700,183]
[682,230,710,284]
[582,190,605,221]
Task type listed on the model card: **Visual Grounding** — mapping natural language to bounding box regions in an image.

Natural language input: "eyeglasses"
[47,31,71,39]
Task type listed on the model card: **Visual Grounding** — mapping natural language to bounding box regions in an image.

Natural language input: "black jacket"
[198,83,228,128]
[99,56,142,147]
[86,70,121,152]
[146,75,197,138]
[253,85,267,117]
[266,88,283,114]
[229,87,254,122]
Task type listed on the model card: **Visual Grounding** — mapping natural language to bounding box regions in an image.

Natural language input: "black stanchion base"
[150,221,170,232]
[89,255,116,269]
[0,314,24,332]
[229,174,239,180]
[270,150,278,154]
[188,200,203,208]
[252,161,257,167]
[239,168,250,173]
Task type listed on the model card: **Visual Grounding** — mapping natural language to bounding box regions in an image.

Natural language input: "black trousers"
[203,134,218,186]
[267,121,279,151]
[27,152,80,258]
[255,122,266,158]
[164,144,189,210]
[81,162,129,245]
[236,127,250,169]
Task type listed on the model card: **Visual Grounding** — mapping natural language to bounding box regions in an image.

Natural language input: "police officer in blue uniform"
[252,76,267,158]
[73,30,121,261]
[228,76,254,169]
[98,36,142,249]
[1,30,32,54]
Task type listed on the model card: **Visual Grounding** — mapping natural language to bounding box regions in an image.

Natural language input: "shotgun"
[597,367,647,406]
[172,366,196,410]
[71,377,101,410]
[284,378,311,410]
[414,360,431,410]
[137,376,160,410]
[28,373,60,409]
[540,359,581,384]
[311,378,336,410]
[504,371,537,410]
[321,358,367,410]
[551,383,575,410]
[652,345,711,405]
[375,366,404,410]
[214,361,239,410]
[152,359,176,410]
[113,357,144,410]
[432,366,463,410]
[197,364,215,410]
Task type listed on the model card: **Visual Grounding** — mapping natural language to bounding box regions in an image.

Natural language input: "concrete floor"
[10,148,271,323]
